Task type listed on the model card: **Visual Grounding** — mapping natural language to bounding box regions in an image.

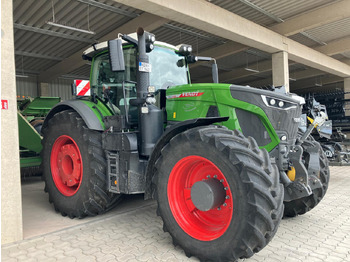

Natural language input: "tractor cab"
[83,38,190,121]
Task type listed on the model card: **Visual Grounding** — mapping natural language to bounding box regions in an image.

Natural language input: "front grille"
[230,85,303,141]
[236,109,272,146]
[264,106,301,141]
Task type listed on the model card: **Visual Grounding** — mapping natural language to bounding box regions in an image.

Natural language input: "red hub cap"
[168,156,233,241]
[50,135,83,196]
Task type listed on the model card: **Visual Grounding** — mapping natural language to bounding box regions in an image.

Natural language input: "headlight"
[176,44,193,56]
[261,95,297,110]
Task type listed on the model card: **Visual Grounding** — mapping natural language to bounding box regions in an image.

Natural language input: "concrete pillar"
[39,82,50,97]
[272,51,290,92]
[1,0,23,244]
[344,78,350,117]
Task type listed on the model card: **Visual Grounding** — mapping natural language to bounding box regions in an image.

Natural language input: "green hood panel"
[166,83,280,151]
[166,83,231,119]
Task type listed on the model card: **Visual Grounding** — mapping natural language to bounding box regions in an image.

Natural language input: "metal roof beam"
[76,0,137,18]
[15,69,40,75]
[15,50,63,61]
[13,23,93,44]
[270,0,350,36]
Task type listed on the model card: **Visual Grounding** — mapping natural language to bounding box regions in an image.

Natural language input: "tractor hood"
[230,84,305,108]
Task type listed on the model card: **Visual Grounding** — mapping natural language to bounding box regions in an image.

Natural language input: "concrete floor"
[2,166,350,261]
[20,176,152,239]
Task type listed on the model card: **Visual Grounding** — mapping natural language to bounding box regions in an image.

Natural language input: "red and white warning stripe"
[74,80,91,96]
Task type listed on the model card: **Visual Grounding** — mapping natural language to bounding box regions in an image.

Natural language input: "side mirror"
[108,39,125,72]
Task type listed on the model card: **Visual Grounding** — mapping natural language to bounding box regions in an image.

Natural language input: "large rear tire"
[155,126,284,261]
[42,110,121,218]
[283,134,330,217]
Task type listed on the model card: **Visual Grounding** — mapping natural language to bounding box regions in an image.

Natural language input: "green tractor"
[41,28,329,261]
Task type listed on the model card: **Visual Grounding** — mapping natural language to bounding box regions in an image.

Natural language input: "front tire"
[155,126,284,261]
[42,110,121,218]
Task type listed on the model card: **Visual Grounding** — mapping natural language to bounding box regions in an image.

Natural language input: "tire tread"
[41,110,122,219]
[154,126,284,261]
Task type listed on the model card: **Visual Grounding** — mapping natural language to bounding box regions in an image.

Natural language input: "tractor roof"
[83,33,180,60]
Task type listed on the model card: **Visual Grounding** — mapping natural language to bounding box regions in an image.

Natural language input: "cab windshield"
[149,46,188,89]
[90,45,188,116]
[91,45,188,93]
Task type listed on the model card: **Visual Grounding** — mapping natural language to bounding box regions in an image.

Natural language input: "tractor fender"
[42,100,105,132]
[144,116,229,200]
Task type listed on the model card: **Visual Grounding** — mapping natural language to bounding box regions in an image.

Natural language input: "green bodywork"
[21,97,61,117]
[18,97,61,168]
[18,112,42,167]
[81,99,114,130]
[166,83,280,151]
[18,112,42,153]
[85,44,281,152]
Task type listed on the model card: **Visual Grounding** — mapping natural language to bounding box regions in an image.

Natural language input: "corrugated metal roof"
[248,0,337,21]
[208,0,274,26]
[12,0,350,96]
[218,51,270,70]
[208,0,337,26]
[68,64,92,78]
[13,0,141,80]
[294,81,344,95]
[304,17,350,43]
[152,23,221,55]
[234,75,272,87]
[288,33,318,47]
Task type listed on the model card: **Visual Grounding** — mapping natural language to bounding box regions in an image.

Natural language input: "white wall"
[1,0,23,244]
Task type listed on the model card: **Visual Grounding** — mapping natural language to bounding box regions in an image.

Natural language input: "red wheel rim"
[168,156,233,241]
[50,135,83,196]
